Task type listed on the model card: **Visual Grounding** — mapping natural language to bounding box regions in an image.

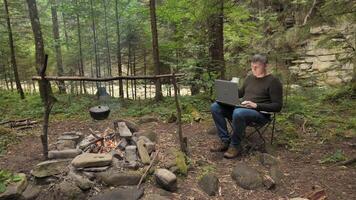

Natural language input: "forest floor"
[0,87,355,199]
[0,117,355,200]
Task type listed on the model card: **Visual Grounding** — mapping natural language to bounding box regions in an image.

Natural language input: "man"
[210,54,283,158]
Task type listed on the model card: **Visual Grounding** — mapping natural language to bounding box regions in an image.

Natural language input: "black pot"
[89,105,110,120]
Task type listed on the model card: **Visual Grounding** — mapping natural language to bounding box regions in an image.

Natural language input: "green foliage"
[322,86,355,103]
[319,149,347,164]
[175,150,188,176]
[0,170,23,193]
[197,164,216,180]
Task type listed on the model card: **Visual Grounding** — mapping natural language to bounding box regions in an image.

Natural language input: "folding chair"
[227,112,276,152]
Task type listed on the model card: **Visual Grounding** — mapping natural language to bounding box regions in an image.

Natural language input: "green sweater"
[238,74,283,112]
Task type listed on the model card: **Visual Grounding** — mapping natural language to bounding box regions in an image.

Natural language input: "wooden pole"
[32,73,184,82]
[39,54,56,159]
[172,73,188,154]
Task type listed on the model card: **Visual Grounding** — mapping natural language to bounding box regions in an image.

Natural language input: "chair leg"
[271,116,276,145]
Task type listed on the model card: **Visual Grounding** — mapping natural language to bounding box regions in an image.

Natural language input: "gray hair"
[251,54,268,65]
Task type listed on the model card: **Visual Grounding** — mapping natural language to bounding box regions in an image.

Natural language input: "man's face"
[251,61,266,76]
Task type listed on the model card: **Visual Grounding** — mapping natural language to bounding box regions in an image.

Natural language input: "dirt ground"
[0,118,355,200]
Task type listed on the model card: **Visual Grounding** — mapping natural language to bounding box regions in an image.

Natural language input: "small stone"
[48,149,82,159]
[138,116,159,124]
[154,168,177,192]
[198,174,219,196]
[117,138,128,150]
[53,181,86,200]
[56,140,76,150]
[258,153,279,167]
[96,169,141,186]
[137,139,151,164]
[31,159,71,178]
[58,134,81,142]
[62,131,83,140]
[145,142,156,154]
[118,122,133,139]
[262,174,275,189]
[231,163,263,190]
[123,161,140,170]
[68,170,93,191]
[134,131,157,142]
[21,183,41,200]
[91,187,144,200]
[114,119,140,133]
[77,135,95,150]
[80,166,110,172]
[71,153,112,168]
[125,145,138,162]
[0,173,27,200]
[290,198,309,200]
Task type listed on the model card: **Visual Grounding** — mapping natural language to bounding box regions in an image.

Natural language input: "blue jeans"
[210,102,270,147]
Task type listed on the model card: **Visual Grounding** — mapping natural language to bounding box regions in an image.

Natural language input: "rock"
[145,141,156,154]
[125,145,138,162]
[91,187,144,200]
[62,131,83,140]
[117,122,133,139]
[134,131,157,142]
[68,170,93,190]
[21,183,40,200]
[0,173,27,200]
[154,168,177,192]
[137,139,151,164]
[114,119,140,133]
[56,140,76,150]
[270,166,284,185]
[96,169,141,186]
[77,135,95,150]
[231,163,263,190]
[198,174,219,196]
[80,166,110,172]
[258,153,279,167]
[71,153,112,168]
[48,149,82,159]
[262,174,275,189]
[138,116,159,124]
[290,198,308,200]
[31,159,71,178]
[206,126,217,135]
[117,138,128,150]
[123,161,140,170]
[143,194,170,200]
[54,181,86,200]
[58,134,81,143]
[33,176,58,185]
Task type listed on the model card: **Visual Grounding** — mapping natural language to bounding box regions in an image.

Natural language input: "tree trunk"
[50,0,66,93]
[115,0,124,98]
[26,0,54,159]
[103,0,113,96]
[75,0,86,94]
[133,49,137,100]
[90,0,100,92]
[143,47,147,99]
[208,0,225,79]
[4,0,25,99]
[149,0,163,101]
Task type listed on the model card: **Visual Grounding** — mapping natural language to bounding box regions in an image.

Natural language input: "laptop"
[215,79,244,107]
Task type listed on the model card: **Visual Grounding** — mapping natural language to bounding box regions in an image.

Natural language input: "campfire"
[84,128,120,154]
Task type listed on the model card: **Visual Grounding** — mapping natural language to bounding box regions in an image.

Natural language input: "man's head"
[250,54,268,77]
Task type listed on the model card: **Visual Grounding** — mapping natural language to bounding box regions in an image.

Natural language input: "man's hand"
[241,101,257,109]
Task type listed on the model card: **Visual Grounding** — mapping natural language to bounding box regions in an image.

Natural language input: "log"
[10,120,38,128]
[32,73,185,82]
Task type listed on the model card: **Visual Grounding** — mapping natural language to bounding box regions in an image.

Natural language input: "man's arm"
[256,78,283,112]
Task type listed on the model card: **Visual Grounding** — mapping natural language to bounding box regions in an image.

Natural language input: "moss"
[174,150,188,176]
